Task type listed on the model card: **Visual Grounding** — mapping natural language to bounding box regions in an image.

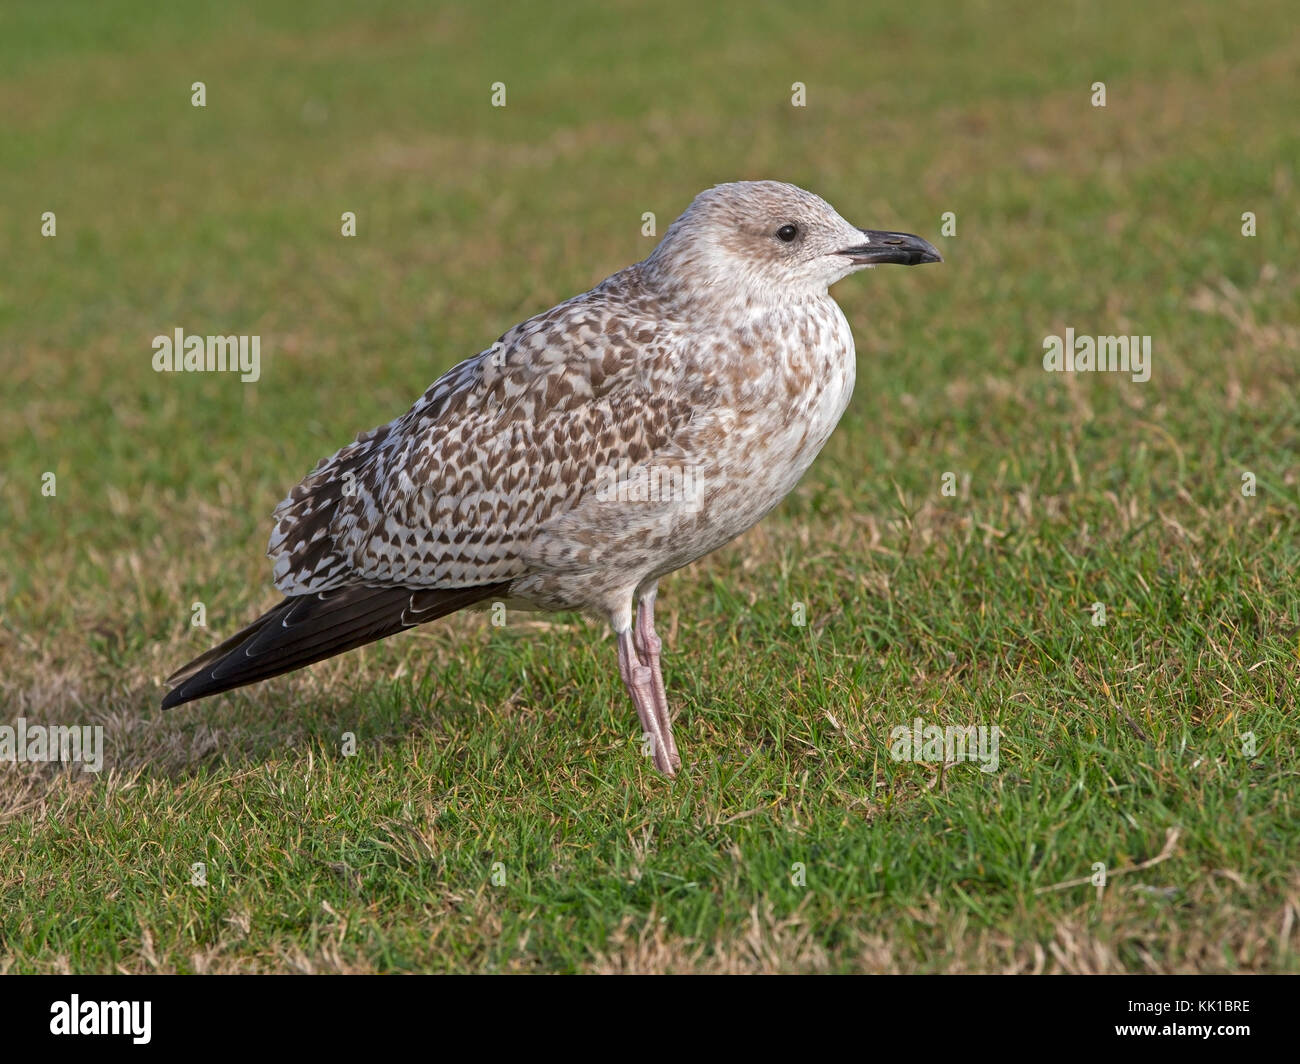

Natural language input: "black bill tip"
[840,230,943,266]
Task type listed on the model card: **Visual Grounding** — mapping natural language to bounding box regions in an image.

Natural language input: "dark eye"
[776,223,799,242]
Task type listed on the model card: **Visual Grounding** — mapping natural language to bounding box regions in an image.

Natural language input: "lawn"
[0,0,1296,973]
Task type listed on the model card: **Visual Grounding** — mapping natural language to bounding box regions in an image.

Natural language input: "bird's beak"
[839,230,943,266]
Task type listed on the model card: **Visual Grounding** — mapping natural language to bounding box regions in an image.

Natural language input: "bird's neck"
[634,261,830,326]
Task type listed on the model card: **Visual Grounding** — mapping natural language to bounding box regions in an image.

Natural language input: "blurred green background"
[0,1,1296,972]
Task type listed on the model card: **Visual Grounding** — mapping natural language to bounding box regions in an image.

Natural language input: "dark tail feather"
[161,582,511,710]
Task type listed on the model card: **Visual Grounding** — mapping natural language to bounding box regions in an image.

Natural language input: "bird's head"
[643,180,941,312]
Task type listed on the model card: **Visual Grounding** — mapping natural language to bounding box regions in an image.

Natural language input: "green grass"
[1,0,1297,972]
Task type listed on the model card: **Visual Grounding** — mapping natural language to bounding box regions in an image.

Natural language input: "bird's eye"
[776,223,799,242]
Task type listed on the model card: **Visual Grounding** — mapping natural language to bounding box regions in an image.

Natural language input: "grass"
[1,0,1297,973]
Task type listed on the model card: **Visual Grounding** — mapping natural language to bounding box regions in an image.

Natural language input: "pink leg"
[618,629,675,775]
[634,589,680,772]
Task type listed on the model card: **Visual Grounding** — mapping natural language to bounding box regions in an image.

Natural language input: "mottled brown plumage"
[162,181,941,775]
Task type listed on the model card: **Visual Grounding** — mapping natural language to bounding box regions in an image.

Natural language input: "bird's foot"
[633,618,680,773]
[618,629,678,776]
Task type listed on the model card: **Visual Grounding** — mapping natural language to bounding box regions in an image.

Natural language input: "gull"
[162,181,941,775]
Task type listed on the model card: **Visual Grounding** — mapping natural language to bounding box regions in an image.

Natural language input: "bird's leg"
[617,629,675,775]
[634,590,680,772]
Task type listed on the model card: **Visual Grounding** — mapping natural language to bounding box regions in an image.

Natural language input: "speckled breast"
[649,296,857,579]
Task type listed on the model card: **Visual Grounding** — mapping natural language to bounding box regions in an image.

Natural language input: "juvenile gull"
[162,181,941,775]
